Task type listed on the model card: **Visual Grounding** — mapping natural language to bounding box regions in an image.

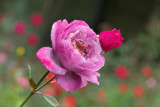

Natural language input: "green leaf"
[29,78,37,92]
[43,94,59,107]
[28,64,31,79]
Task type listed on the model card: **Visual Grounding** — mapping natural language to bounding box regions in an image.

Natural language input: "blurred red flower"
[30,13,43,27]
[16,76,29,89]
[62,95,77,107]
[0,52,7,64]
[14,21,26,35]
[46,73,63,96]
[142,66,152,77]
[0,14,4,24]
[97,89,107,101]
[46,72,56,81]
[133,86,145,98]
[115,65,129,80]
[27,33,39,46]
[43,86,55,96]
[118,83,129,93]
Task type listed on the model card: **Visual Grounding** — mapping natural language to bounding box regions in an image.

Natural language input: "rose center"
[72,39,88,56]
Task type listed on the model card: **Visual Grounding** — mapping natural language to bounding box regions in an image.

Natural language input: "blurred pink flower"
[26,33,39,46]
[114,65,129,80]
[16,76,29,89]
[30,13,43,27]
[99,28,124,52]
[141,66,152,78]
[14,21,26,35]
[61,95,77,107]
[43,86,55,96]
[37,20,105,92]
[0,13,4,24]
[0,52,7,64]
[133,86,145,98]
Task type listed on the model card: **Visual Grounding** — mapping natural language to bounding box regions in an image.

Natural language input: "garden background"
[1,0,160,107]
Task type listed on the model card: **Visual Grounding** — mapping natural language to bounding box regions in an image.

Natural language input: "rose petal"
[78,71,100,85]
[36,47,67,75]
[55,72,82,93]
[51,20,68,50]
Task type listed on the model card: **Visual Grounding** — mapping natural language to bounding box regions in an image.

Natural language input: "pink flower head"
[37,20,105,92]
[14,21,26,35]
[30,13,43,27]
[0,52,7,64]
[16,76,29,89]
[99,28,124,52]
[27,33,39,46]
[114,65,129,80]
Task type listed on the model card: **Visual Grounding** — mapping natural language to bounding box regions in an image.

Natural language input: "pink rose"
[37,20,105,92]
[99,28,124,52]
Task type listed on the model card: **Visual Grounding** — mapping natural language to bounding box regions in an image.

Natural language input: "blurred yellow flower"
[16,46,25,56]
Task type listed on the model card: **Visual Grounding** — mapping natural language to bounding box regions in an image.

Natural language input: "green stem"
[36,71,50,86]
[19,71,49,107]
[20,92,33,107]
[35,76,55,92]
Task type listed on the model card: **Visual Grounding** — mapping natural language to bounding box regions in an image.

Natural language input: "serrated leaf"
[29,78,37,92]
[28,64,31,79]
[43,94,59,107]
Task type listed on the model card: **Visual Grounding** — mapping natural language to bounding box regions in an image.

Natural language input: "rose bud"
[99,28,124,52]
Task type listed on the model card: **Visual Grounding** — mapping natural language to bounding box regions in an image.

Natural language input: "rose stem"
[34,75,55,92]
[20,70,51,107]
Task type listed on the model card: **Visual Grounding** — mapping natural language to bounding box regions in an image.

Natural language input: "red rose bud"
[30,13,43,27]
[99,28,124,52]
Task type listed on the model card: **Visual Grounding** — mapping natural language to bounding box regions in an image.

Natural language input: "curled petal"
[36,47,67,75]
[51,20,68,50]
[78,71,100,85]
[55,72,82,93]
